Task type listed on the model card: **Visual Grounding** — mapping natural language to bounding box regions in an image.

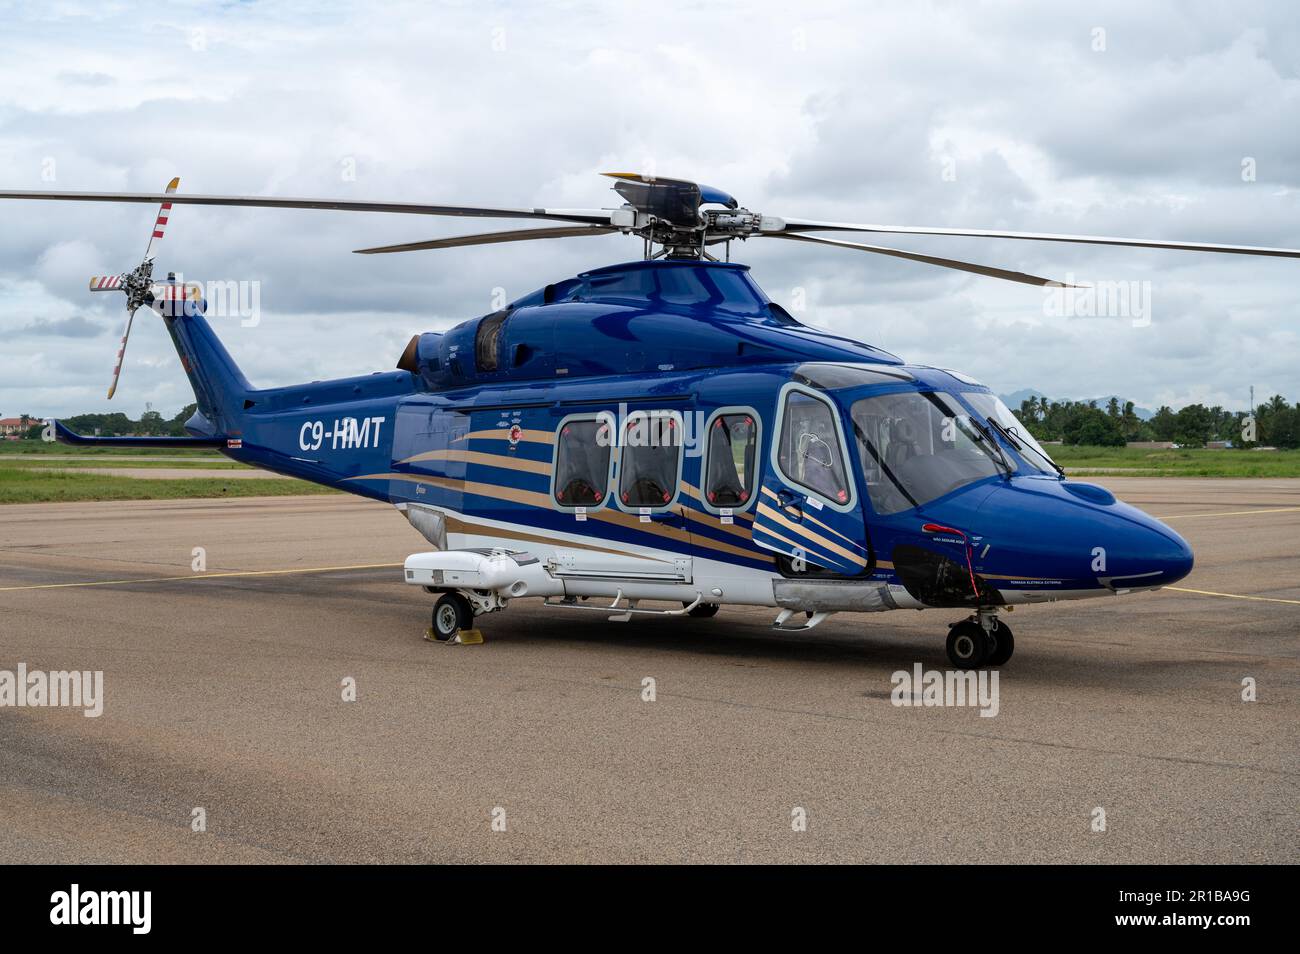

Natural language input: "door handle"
[775,488,803,519]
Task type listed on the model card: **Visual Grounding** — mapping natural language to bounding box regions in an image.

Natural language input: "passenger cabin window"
[704,411,758,510]
[777,390,850,505]
[553,416,612,507]
[618,412,682,509]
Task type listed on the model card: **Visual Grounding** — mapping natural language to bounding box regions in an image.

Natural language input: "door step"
[544,590,704,622]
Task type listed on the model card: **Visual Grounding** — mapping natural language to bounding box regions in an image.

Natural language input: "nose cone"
[1116,517,1194,588]
[975,479,1194,590]
[1137,520,1194,586]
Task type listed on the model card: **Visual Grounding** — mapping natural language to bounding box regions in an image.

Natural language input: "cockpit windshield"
[960,392,1059,476]
[850,390,1005,515]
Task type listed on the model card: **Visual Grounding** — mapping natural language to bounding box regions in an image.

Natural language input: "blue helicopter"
[6,173,1298,667]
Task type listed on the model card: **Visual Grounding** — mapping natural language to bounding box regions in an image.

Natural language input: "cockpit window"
[850,390,1003,515]
[777,390,851,505]
[960,392,1058,476]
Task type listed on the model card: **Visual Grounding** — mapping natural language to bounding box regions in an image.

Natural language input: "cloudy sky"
[1,0,1297,420]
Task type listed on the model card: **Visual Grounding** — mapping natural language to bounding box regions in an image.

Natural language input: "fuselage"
[180,259,1192,612]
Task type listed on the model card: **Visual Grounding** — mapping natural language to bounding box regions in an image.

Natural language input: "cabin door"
[750,384,873,576]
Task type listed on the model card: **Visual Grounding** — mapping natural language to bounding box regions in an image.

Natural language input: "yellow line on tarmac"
[1166,586,1300,605]
[1160,506,1300,520]
[0,562,403,592]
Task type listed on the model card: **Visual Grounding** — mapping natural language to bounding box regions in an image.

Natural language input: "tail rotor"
[99,176,180,399]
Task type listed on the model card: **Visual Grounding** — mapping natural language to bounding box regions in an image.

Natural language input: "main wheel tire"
[946,621,990,669]
[985,619,1014,666]
[685,602,720,618]
[431,592,473,641]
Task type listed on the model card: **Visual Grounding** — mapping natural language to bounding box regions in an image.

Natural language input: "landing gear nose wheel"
[985,619,1015,667]
[432,592,474,641]
[946,620,990,668]
[946,618,1014,668]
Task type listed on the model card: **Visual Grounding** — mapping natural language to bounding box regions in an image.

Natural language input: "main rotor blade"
[0,190,615,226]
[142,176,180,261]
[767,233,1079,287]
[354,225,619,254]
[777,218,1300,259]
[107,307,137,400]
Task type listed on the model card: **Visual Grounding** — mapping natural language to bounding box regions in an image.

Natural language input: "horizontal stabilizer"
[53,419,233,448]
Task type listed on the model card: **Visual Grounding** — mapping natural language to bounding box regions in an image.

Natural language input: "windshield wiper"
[986,418,1065,477]
[971,420,1014,476]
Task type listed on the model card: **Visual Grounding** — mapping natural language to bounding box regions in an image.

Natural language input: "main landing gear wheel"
[946,620,990,669]
[431,592,473,641]
[685,602,720,618]
[985,619,1014,667]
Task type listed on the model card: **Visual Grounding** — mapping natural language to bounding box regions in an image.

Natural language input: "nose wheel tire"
[946,618,1014,668]
[985,620,1014,666]
[685,602,720,618]
[431,592,473,641]
[946,620,990,668]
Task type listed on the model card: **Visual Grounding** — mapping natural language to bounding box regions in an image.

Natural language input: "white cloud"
[0,0,1297,420]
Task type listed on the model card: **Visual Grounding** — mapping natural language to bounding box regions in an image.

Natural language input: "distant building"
[0,417,39,439]
[1126,441,1176,450]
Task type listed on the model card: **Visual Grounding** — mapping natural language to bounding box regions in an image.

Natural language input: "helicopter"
[4,173,1298,668]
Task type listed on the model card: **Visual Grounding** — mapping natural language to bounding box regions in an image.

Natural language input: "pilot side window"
[703,410,759,511]
[851,390,1004,515]
[776,389,851,506]
[618,412,682,510]
[553,415,613,508]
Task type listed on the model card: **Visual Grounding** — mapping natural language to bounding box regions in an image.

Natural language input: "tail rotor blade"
[88,275,123,291]
[107,308,137,400]
[142,176,180,262]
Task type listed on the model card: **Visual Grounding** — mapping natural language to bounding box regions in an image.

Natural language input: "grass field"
[1051,445,1300,477]
[0,466,337,504]
[2,440,1297,504]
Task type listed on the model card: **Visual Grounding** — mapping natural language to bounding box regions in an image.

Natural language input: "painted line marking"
[0,562,403,592]
[1166,586,1300,606]
[1160,506,1300,520]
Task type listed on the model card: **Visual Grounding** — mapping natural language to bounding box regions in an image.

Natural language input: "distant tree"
[1150,406,1178,441]
[1018,398,1041,428]
[1173,404,1214,446]
[168,403,199,436]
[1063,405,1124,446]
[138,410,164,436]
[1120,401,1143,441]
